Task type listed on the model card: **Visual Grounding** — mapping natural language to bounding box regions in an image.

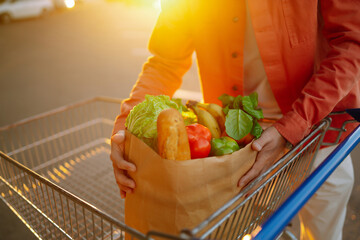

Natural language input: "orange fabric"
[113,0,360,146]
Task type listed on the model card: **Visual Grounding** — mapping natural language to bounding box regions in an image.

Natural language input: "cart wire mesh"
[0,97,144,240]
[0,97,330,240]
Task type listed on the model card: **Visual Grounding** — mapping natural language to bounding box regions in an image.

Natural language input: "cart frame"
[0,97,333,240]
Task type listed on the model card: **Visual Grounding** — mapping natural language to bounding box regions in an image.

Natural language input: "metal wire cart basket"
[0,97,331,240]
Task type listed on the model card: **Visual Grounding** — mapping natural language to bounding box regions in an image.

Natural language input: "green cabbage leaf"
[125,95,180,148]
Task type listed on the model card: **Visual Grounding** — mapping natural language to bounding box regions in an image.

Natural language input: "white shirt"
[243,2,283,120]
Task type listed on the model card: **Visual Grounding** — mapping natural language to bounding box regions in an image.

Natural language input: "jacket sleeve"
[112,0,194,135]
[274,0,360,145]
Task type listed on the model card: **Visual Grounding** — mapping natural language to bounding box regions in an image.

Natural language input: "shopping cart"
[0,97,333,240]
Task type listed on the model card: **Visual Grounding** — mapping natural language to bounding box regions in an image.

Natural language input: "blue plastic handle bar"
[252,125,360,240]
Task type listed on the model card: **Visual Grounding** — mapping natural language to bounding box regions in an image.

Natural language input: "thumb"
[251,139,263,152]
[112,130,125,143]
[251,128,272,151]
[251,126,278,152]
[111,130,126,151]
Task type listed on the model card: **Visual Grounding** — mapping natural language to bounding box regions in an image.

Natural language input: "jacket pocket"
[281,0,317,47]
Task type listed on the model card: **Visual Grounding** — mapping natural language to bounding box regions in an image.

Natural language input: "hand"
[238,126,287,189]
[110,130,136,199]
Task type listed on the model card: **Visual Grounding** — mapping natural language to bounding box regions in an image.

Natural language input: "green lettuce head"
[125,95,180,149]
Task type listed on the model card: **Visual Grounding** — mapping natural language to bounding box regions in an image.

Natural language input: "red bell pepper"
[186,123,212,159]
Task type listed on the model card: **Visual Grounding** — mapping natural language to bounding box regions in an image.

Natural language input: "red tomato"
[186,123,212,159]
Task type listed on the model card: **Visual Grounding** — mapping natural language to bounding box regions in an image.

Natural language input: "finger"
[252,140,262,151]
[251,127,276,151]
[244,165,272,197]
[251,133,268,152]
[117,183,134,194]
[112,130,125,144]
[110,150,136,172]
[110,133,136,172]
[244,184,258,198]
[251,133,269,151]
[113,166,136,189]
[238,153,269,188]
[238,167,261,188]
[111,130,125,153]
[120,190,126,199]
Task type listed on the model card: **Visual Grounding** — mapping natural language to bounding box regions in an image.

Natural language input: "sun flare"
[64,0,75,9]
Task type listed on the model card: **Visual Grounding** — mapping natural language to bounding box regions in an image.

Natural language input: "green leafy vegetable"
[172,98,189,112]
[218,94,235,108]
[225,109,253,140]
[251,119,263,138]
[223,105,230,115]
[242,93,264,120]
[125,95,179,149]
[232,95,243,109]
[219,92,264,140]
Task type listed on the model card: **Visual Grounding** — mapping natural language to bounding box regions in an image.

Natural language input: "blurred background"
[0,0,200,128]
[0,0,358,239]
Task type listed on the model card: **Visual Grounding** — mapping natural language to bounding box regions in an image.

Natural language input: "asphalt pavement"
[0,1,359,239]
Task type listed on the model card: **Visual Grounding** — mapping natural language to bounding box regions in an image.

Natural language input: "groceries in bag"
[125,93,264,159]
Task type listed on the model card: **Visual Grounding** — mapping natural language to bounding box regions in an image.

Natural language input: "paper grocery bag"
[124,130,257,238]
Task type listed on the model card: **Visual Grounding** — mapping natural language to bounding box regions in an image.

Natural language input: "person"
[110,0,360,239]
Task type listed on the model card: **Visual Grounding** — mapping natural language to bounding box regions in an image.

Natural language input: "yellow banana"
[186,102,221,138]
[196,102,226,133]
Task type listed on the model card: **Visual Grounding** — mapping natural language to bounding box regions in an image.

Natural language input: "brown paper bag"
[124,130,257,238]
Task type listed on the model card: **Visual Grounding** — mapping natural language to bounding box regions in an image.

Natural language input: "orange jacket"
[114,0,360,145]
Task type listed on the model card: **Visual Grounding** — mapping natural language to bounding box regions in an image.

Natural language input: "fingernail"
[238,181,244,188]
[128,165,136,172]
[116,130,125,137]
[253,142,262,151]
[120,192,125,199]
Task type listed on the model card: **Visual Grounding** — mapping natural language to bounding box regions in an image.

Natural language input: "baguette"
[157,108,191,160]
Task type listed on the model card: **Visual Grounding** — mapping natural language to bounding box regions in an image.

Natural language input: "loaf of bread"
[157,108,191,160]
